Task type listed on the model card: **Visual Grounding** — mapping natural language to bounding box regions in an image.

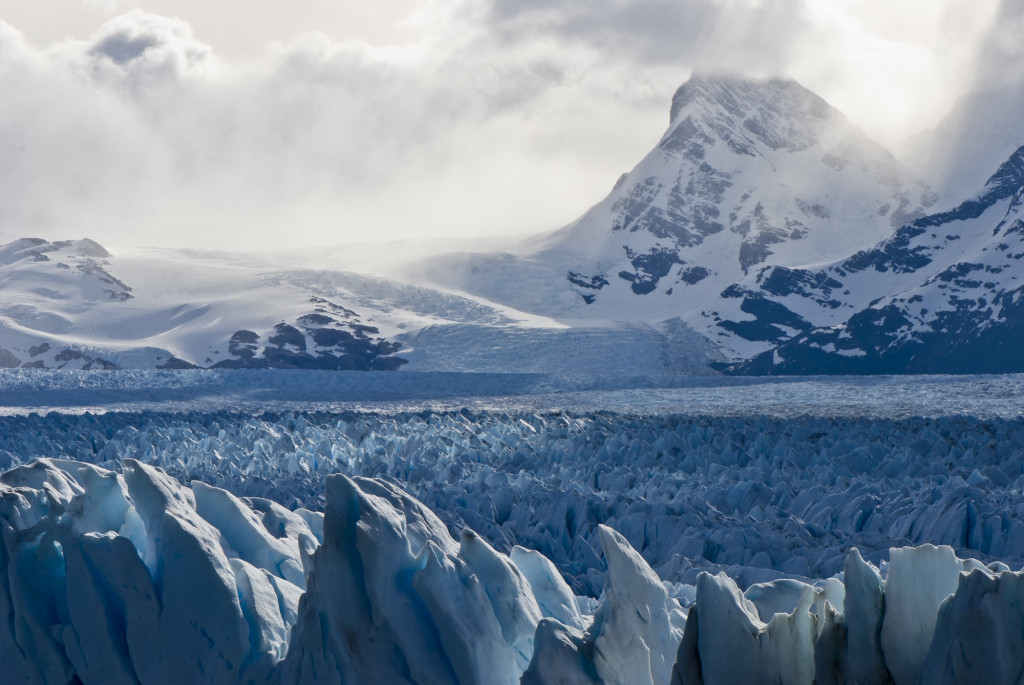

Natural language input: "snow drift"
[2,458,1024,684]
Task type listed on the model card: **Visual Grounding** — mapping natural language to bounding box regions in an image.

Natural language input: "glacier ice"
[673,543,1024,685]
[921,566,1024,684]
[674,571,817,684]
[840,548,888,684]
[3,458,1024,684]
[589,525,685,685]
[2,404,1024,598]
[511,545,586,629]
[521,619,600,685]
[5,458,1024,684]
[879,544,963,685]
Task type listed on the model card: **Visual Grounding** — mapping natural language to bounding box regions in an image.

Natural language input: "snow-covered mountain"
[0,238,414,370]
[418,75,936,359]
[727,145,1024,374]
[413,75,1024,374]
[0,237,711,375]
[7,74,1024,376]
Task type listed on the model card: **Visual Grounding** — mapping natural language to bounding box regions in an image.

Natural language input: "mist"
[0,0,1016,249]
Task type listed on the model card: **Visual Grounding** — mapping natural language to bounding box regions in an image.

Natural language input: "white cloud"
[971,0,1024,92]
[0,2,1015,249]
[0,8,675,248]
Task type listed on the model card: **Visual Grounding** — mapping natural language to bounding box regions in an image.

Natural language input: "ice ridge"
[2,459,1024,684]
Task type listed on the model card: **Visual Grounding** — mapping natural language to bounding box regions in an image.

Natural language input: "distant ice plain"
[0,369,1019,418]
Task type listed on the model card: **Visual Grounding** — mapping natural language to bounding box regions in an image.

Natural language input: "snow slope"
[729,145,1024,373]
[0,239,411,370]
[0,238,718,375]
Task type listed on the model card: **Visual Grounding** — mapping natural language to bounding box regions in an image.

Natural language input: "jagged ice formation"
[1,408,1023,597]
[2,459,1024,684]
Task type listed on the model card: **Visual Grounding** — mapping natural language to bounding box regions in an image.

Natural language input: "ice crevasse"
[0,458,1021,685]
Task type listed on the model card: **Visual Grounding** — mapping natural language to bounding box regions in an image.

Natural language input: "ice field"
[1,370,1024,683]
[0,368,1021,417]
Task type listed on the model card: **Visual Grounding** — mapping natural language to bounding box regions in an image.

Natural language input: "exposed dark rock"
[157,356,198,370]
[28,343,50,357]
[679,266,710,285]
[619,247,685,294]
[268,323,307,352]
[76,260,133,301]
[310,296,356,319]
[228,330,260,359]
[567,272,610,290]
[54,349,85,362]
[298,313,335,326]
[717,289,812,343]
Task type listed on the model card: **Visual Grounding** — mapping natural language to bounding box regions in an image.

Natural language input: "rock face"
[728,145,1024,374]
[212,302,406,371]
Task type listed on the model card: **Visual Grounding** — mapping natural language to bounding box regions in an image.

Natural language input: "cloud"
[970,0,1024,92]
[0,3,1013,249]
[0,8,678,249]
[476,0,1002,147]
[485,0,720,65]
[87,11,210,71]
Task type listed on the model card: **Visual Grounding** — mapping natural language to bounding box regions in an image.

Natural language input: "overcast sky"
[0,0,1015,249]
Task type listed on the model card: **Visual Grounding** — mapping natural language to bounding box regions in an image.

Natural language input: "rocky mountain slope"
[555,76,935,285]
[419,75,937,359]
[728,145,1024,373]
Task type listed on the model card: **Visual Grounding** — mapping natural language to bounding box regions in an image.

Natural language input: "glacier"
[3,457,1024,684]
[2,373,1024,599]
[0,370,1022,683]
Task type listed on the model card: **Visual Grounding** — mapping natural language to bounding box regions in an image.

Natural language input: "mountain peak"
[669,75,803,120]
[666,75,839,154]
[0,237,111,266]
